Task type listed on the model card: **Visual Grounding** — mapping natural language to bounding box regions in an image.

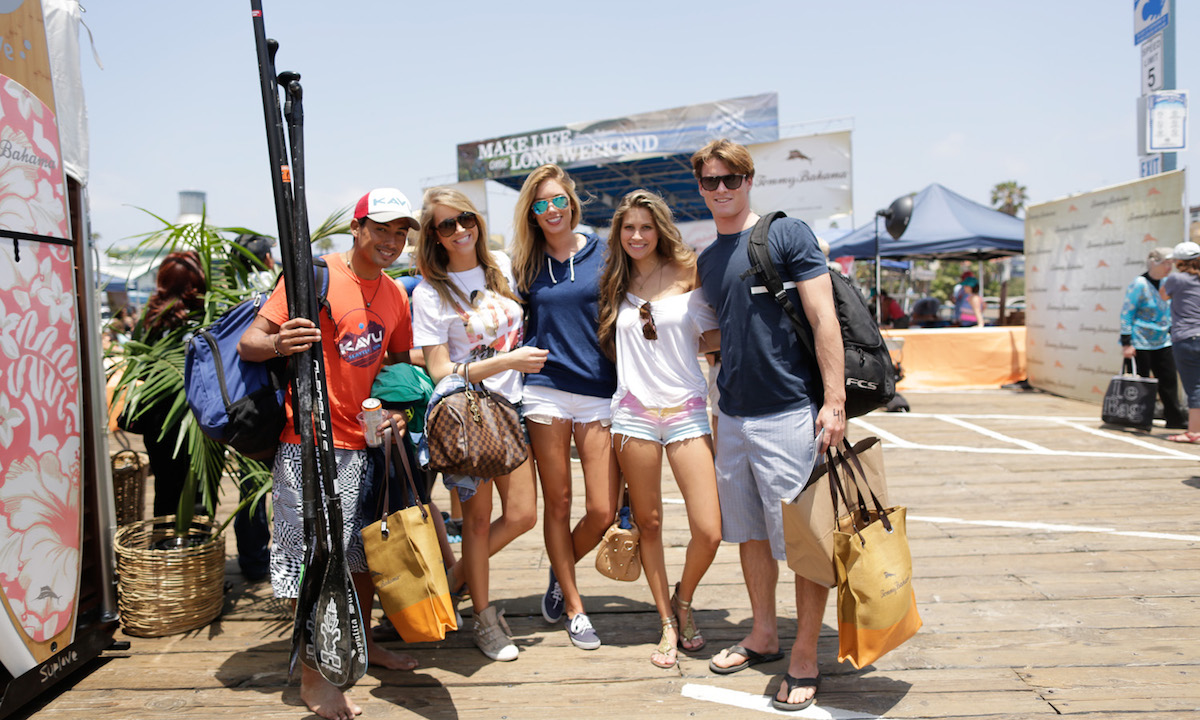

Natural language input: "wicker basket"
[110,450,148,526]
[114,516,225,637]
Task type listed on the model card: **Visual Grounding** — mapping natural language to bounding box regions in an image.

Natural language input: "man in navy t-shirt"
[694,139,845,712]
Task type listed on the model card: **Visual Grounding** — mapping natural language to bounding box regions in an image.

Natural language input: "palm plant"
[990,181,1028,217]
[107,206,353,538]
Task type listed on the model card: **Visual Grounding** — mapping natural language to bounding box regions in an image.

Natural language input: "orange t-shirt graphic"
[260,254,413,449]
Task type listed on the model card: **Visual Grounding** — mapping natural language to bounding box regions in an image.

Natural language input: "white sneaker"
[473,606,518,661]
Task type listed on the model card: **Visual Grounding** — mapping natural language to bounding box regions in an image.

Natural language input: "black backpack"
[744,211,895,418]
[184,259,331,460]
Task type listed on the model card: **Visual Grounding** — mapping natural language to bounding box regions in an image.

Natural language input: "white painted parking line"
[851,415,1199,462]
[681,683,880,718]
[934,414,1049,452]
[1047,418,1199,460]
[910,515,1200,543]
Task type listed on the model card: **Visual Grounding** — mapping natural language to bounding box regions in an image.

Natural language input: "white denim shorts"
[521,384,612,426]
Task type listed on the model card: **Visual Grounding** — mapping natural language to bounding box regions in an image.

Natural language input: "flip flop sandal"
[707,644,785,674]
[771,673,821,711]
[1167,432,1200,444]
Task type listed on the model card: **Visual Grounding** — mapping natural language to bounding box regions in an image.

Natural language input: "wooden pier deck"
[20,390,1200,719]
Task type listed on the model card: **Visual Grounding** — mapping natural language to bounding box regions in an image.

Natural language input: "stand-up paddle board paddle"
[249,1,366,687]
[0,0,83,680]
[282,70,367,687]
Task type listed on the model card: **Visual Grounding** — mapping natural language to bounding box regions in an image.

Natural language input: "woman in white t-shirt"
[597,189,722,669]
[412,187,549,662]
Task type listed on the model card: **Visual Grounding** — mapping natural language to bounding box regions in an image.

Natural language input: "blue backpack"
[184,261,330,459]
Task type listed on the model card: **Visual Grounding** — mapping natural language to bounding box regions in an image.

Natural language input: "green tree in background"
[991,181,1028,217]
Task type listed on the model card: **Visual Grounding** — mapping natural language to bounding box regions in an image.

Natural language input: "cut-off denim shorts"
[521,384,612,426]
[609,392,711,446]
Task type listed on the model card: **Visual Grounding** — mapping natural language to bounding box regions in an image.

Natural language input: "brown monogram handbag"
[426,364,527,477]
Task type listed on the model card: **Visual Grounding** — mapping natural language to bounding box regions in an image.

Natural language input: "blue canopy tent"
[828,183,1024,261]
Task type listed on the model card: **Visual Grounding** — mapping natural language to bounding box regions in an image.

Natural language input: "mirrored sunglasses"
[531,195,570,215]
[434,211,478,238]
[698,174,746,191]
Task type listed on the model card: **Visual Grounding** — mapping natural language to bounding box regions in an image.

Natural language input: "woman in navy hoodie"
[511,164,618,651]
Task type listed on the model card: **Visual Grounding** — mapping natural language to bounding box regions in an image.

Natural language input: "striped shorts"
[715,403,818,561]
[270,442,371,599]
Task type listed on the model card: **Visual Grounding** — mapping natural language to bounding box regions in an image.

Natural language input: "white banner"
[748,131,852,228]
[1024,170,1187,403]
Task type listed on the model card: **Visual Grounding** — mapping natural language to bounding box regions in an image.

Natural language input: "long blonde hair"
[510,164,584,293]
[597,189,695,360]
[416,187,519,310]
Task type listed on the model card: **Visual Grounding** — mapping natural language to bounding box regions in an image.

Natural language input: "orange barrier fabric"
[884,326,1026,390]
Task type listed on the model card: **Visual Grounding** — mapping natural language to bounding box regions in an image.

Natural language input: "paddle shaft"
[248,1,365,687]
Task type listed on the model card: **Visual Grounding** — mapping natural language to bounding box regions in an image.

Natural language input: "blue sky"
[78,1,1197,247]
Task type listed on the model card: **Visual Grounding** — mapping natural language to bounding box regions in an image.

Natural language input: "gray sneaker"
[566,612,601,650]
[473,606,518,662]
[541,568,564,624]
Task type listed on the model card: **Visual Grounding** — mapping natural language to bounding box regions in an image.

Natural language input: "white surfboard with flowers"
[0,59,79,677]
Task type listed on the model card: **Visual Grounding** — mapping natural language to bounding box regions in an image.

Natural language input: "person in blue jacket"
[510,164,618,651]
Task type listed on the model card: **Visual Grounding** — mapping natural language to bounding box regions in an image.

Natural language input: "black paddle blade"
[311,557,367,687]
[288,534,326,681]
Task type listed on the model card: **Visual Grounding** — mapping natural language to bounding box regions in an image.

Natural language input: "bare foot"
[367,639,418,671]
[301,664,362,720]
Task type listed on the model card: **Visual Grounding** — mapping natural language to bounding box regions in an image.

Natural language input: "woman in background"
[135,251,206,517]
[597,190,721,668]
[511,164,618,651]
[955,276,984,327]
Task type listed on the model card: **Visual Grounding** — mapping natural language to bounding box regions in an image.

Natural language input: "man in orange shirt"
[238,187,419,719]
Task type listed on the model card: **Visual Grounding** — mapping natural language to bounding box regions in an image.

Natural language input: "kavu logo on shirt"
[337,309,386,367]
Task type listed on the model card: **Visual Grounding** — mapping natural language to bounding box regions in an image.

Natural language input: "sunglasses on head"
[531,195,570,215]
[434,211,477,238]
[639,301,657,341]
[698,174,746,191]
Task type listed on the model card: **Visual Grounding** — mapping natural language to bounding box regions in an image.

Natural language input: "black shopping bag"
[1101,358,1157,429]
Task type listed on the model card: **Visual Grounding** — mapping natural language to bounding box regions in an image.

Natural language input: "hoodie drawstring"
[546,253,577,284]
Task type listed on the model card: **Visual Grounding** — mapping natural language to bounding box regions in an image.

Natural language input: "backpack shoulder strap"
[742,211,817,359]
[313,256,331,319]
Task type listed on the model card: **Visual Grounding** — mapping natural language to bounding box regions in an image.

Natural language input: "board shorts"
[269,442,371,599]
[715,402,818,561]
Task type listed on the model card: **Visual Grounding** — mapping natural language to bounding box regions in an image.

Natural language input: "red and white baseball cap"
[354,188,420,228]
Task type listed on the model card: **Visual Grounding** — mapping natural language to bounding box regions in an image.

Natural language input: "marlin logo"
[788,150,813,161]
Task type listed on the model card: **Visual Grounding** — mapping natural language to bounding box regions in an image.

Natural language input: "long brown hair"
[141,250,205,334]
[416,187,519,310]
[597,189,695,360]
[510,164,584,293]
[1176,258,1200,278]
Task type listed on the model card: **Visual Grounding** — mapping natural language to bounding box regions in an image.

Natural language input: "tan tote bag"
[781,436,888,588]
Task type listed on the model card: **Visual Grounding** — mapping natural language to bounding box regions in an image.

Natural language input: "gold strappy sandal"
[672,582,706,652]
[651,616,678,669]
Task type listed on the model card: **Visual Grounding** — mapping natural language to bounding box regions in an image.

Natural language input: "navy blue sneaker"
[566,612,601,650]
[541,568,564,623]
